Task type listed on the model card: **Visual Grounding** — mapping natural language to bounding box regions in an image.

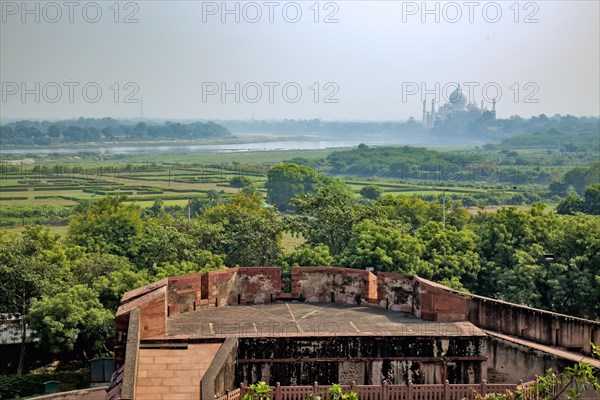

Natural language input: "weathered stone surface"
[377,273,415,313]
[121,309,139,400]
[107,267,600,399]
[235,335,487,385]
[467,295,600,356]
[201,338,239,399]
[167,303,483,339]
[292,267,376,305]
[339,361,365,384]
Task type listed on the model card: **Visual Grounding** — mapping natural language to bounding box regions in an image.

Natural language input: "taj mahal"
[422,85,496,127]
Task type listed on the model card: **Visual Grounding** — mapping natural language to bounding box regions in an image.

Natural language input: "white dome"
[448,86,468,108]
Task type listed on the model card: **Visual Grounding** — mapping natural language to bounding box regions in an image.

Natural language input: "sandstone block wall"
[136,343,222,400]
[291,267,376,305]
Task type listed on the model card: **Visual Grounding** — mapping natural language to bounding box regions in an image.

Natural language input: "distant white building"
[422,85,496,127]
[0,315,36,345]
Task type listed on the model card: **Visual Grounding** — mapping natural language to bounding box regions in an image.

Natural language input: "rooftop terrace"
[162,302,485,340]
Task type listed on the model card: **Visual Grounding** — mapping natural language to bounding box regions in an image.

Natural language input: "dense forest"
[0,118,231,145]
[288,144,599,191]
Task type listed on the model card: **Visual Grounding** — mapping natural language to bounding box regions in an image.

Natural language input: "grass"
[0,144,575,232]
[0,197,79,206]
[4,225,70,237]
[0,148,336,167]
[0,166,542,205]
[281,233,306,252]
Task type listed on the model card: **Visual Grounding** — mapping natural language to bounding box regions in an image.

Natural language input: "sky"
[1,0,599,121]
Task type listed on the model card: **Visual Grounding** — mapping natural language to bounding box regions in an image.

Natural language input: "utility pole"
[187,197,191,221]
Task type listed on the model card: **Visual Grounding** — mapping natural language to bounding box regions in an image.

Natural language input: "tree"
[67,195,143,259]
[136,221,196,271]
[472,206,550,300]
[279,244,334,268]
[556,193,583,215]
[223,210,282,266]
[415,222,480,289]
[266,163,318,211]
[291,185,382,256]
[92,268,150,311]
[336,220,425,273]
[47,124,61,138]
[583,184,600,215]
[563,164,599,195]
[0,227,68,374]
[153,254,226,279]
[496,245,547,307]
[230,175,253,188]
[545,215,600,319]
[135,218,228,273]
[142,199,164,218]
[28,285,113,357]
[70,252,133,283]
[378,195,443,229]
[204,192,283,266]
[189,190,226,217]
[360,185,383,200]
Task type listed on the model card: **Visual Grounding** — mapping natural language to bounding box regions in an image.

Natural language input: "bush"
[0,374,46,398]
[230,176,253,188]
[0,196,27,201]
[360,185,383,200]
[242,381,271,400]
[0,370,89,399]
[328,384,358,400]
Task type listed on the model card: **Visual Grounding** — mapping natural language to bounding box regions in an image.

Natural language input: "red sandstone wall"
[291,267,377,305]
[376,272,415,313]
[201,267,281,306]
[139,287,167,339]
[167,274,202,316]
[136,343,222,400]
[237,267,281,304]
[416,278,468,321]
[206,268,239,306]
[115,282,168,341]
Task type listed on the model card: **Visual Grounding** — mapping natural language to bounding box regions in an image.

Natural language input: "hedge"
[0,196,28,201]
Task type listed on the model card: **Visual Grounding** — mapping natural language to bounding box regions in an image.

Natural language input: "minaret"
[422,99,427,126]
[430,98,435,126]
[480,99,484,111]
[492,98,497,119]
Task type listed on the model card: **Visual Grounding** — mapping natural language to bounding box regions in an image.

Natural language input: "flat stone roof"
[160,302,485,340]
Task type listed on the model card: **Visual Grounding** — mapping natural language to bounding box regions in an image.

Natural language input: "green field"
[0,143,579,234]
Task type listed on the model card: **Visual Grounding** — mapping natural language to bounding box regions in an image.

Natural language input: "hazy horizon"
[2,1,599,121]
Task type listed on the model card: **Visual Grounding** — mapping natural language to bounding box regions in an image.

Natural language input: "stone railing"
[217,380,539,400]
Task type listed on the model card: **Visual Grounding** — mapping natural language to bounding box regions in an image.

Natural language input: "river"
[0,133,481,155]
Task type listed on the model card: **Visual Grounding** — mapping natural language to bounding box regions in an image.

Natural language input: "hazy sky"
[1,0,599,121]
